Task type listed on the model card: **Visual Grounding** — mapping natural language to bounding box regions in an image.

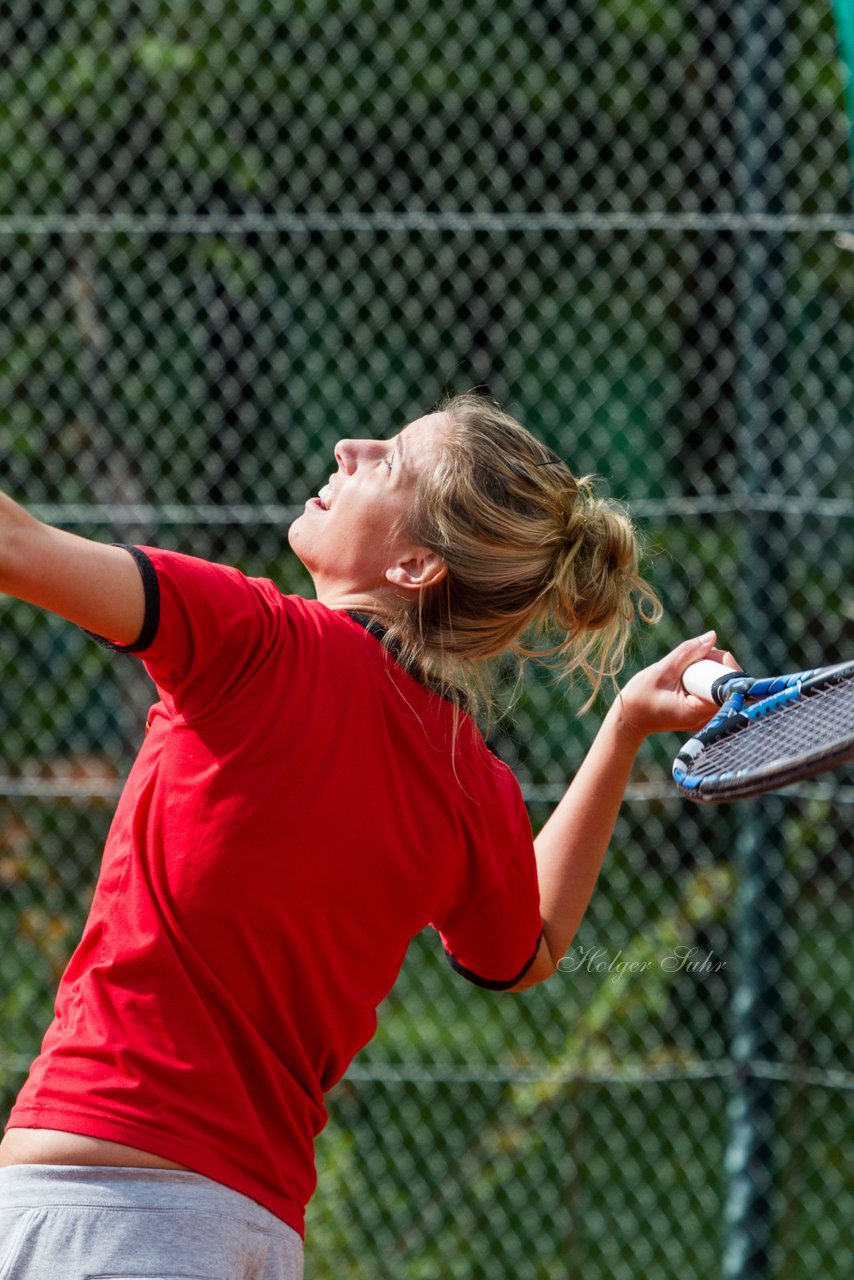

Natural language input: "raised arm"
[0,490,144,646]
[510,631,734,990]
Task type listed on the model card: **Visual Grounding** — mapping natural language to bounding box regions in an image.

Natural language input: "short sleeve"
[431,770,542,991]
[84,545,285,719]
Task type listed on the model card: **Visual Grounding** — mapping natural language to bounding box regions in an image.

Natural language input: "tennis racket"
[673,659,854,802]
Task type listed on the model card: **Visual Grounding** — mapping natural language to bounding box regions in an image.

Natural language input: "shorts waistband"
[0,1164,287,1233]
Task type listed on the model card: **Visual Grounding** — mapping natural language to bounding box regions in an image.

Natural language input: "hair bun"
[382,392,661,720]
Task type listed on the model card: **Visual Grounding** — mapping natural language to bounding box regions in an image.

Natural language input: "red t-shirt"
[8,547,542,1237]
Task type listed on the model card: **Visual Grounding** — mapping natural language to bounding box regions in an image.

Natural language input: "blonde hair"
[377,391,661,719]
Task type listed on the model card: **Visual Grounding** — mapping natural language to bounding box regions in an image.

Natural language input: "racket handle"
[682,659,740,704]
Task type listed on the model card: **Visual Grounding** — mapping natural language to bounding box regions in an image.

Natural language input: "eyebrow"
[393,433,406,473]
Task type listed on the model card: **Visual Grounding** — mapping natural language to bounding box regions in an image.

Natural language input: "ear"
[385,549,448,593]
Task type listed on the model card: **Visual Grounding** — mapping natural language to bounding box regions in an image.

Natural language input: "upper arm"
[433,766,544,993]
[2,519,145,647]
[2,513,288,719]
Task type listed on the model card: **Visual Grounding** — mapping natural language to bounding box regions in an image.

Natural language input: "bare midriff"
[0,1128,190,1170]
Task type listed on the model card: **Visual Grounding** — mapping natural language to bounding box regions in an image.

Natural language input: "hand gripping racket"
[673,659,854,802]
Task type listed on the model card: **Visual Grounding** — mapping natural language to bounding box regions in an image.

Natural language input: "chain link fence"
[1,2,853,1277]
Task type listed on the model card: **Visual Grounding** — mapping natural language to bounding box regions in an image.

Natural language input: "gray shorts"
[0,1164,303,1280]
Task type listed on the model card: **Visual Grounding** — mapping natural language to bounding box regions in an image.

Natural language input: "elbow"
[0,500,42,597]
[507,966,557,993]
[0,508,23,595]
[506,936,559,992]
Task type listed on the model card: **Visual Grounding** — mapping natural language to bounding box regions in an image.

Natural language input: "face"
[288,411,450,610]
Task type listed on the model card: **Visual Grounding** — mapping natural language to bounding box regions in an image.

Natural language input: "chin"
[287,519,310,563]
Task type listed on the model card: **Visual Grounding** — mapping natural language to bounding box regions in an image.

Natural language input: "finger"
[660,630,718,675]
[674,632,741,703]
[667,630,718,663]
[707,646,742,671]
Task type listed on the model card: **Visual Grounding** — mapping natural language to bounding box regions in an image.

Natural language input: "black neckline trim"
[344,610,468,710]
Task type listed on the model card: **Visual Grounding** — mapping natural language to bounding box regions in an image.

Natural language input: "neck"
[312,583,401,616]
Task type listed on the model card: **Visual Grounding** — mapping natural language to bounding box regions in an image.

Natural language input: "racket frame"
[673,661,854,802]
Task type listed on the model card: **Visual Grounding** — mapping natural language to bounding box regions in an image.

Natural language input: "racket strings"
[694,676,854,778]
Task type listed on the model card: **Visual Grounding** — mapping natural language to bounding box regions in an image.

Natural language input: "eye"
[384,453,394,473]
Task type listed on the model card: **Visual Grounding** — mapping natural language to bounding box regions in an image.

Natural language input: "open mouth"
[317,484,333,510]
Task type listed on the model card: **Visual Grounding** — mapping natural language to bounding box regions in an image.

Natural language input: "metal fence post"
[833,1,854,187]
[724,3,790,1277]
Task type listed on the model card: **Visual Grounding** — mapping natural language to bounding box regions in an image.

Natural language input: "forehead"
[398,411,452,459]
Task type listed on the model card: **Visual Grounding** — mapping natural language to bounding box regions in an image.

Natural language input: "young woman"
[0,393,732,1279]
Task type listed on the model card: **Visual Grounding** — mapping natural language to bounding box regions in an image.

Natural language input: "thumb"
[675,629,718,662]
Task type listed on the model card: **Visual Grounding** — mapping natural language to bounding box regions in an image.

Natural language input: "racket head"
[673,660,854,802]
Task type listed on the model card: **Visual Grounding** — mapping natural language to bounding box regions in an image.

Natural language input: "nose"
[334,439,357,475]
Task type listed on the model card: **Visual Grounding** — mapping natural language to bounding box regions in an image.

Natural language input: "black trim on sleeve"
[82,545,160,653]
[442,927,544,991]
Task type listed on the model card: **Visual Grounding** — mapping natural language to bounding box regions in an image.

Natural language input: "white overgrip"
[681,659,737,702]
